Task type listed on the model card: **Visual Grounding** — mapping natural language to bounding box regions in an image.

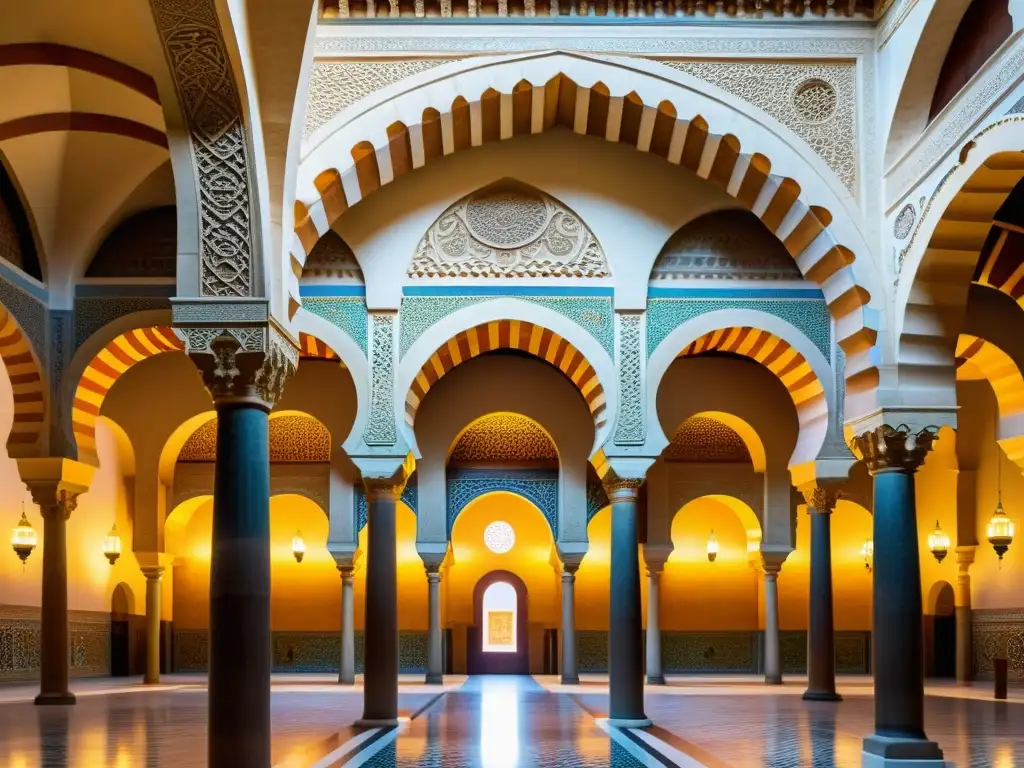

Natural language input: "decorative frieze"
[363,313,399,445]
[612,313,645,446]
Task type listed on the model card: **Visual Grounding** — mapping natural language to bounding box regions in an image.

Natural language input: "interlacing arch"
[72,326,183,459]
[0,304,46,455]
[406,319,606,432]
[293,53,876,402]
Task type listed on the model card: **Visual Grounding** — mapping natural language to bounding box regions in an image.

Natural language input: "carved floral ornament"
[408,182,610,279]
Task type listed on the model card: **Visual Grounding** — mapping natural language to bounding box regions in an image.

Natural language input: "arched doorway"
[469,570,529,675]
[926,582,956,679]
[110,583,134,677]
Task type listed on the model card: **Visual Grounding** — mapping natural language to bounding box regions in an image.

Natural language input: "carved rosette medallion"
[409,182,609,279]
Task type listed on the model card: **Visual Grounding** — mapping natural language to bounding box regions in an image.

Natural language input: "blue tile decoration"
[302,297,369,354]
[399,295,614,359]
[646,297,831,361]
[446,467,558,538]
[586,471,609,522]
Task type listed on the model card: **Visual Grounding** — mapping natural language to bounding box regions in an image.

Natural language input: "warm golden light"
[987,502,1015,561]
[292,531,306,563]
[861,539,873,572]
[11,508,36,565]
[928,520,950,563]
[706,530,719,563]
[103,524,122,565]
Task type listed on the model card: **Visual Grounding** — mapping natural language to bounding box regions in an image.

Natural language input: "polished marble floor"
[0,675,1021,767]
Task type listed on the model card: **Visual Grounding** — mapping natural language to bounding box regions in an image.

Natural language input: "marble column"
[763,562,783,685]
[645,565,664,685]
[561,564,579,684]
[853,425,944,765]
[142,566,164,684]
[425,564,443,684]
[955,546,975,685]
[802,486,842,701]
[338,565,356,685]
[605,478,651,727]
[360,477,404,726]
[31,486,81,705]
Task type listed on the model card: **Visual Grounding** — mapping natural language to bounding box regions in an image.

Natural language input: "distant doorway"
[110,583,133,677]
[927,581,956,679]
[469,570,528,675]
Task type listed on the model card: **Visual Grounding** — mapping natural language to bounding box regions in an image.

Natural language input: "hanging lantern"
[292,531,306,563]
[706,530,719,563]
[988,501,1015,561]
[11,505,36,565]
[861,539,873,573]
[103,524,122,565]
[928,520,950,563]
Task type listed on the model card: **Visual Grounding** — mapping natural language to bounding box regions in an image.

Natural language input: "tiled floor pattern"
[576,688,1024,768]
[358,676,647,767]
[0,687,439,768]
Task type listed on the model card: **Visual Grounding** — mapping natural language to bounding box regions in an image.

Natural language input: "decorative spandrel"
[409,180,609,279]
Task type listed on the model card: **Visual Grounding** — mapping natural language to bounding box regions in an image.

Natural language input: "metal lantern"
[103,524,122,565]
[928,520,950,563]
[706,530,719,563]
[11,506,36,565]
[987,501,1015,561]
[861,539,873,573]
[292,531,306,563]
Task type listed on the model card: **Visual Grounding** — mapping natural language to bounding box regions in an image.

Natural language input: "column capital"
[643,542,672,574]
[337,564,356,579]
[357,455,414,500]
[561,564,579,581]
[800,483,842,513]
[175,312,298,410]
[141,566,165,581]
[17,457,93,517]
[601,475,643,503]
[851,424,939,475]
[956,545,976,570]
[760,549,790,574]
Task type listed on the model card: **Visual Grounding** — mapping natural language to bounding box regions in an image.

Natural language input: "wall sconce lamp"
[928,520,950,563]
[11,502,36,566]
[861,539,873,573]
[988,501,1014,562]
[292,531,306,563]
[706,530,719,563]
[103,524,122,565]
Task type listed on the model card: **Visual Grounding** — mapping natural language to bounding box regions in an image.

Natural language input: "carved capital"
[851,424,938,475]
[800,484,841,514]
[561,563,579,580]
[601,471,644,504]
[141,566,165,581]
[362,476,407,500]
[179,323,298,410]
[29,487,80,520]
[338,565,355,579]
[426,565,442,583]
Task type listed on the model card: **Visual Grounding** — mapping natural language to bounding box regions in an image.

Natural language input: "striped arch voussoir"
[406,319,606,431]
[72,326,184,459]
[0,304,46,456]
[292,66,873,399]
[299,331,341,363]
[681,326,825,413]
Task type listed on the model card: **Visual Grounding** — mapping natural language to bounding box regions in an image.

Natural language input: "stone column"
[338,565,356,685]
[955,546,975,685]
[604,477,651,727]
[853,425,944,765]
[645,565,664,685]
[26,478,85,706]
[561,563,579,684]
[762,562,782,685]
[359,475,406,726]
[182,327,296,768]
[802,485,842,701]
[142,566,164,685]
[425,562,443,684]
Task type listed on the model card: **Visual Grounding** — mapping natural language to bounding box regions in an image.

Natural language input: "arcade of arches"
[1,1,1024,766]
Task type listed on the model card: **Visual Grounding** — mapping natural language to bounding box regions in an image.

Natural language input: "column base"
[646,675,665,685]
[425,674,443,684]
[862,735,944,765]
[35,692,76,706]
[355,718,400,728]
[143,676,160,685]
[561,675,580,685]
[765,675,783,685]
[337,677,355,686]
[803,689,842,702]
[607,717,653,729]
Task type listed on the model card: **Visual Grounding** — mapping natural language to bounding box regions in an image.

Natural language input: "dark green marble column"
[803,487,842,702]
[606,480,650,727]
[854,426,944,764]
[360,479,402,725]
[208,399,272,767]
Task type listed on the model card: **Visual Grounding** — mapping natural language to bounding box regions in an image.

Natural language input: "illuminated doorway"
[469,570,529,674]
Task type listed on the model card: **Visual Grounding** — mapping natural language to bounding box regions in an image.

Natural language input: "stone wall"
[0,605,110,682]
